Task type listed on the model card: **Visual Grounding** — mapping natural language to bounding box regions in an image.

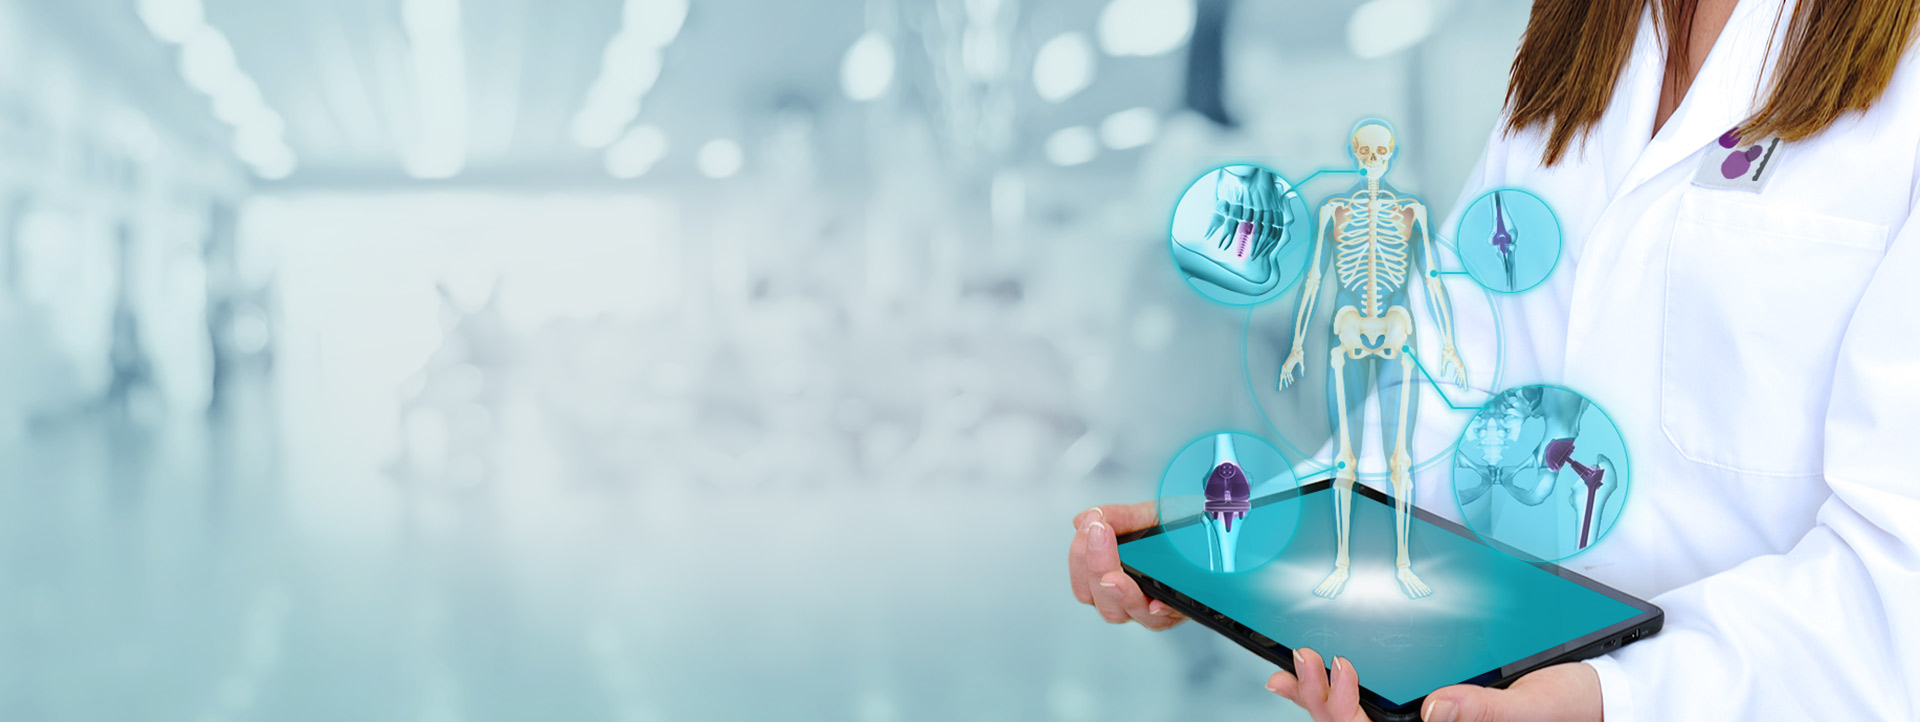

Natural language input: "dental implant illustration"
[1203,434,1252,572]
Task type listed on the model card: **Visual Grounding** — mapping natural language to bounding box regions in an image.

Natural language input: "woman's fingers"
[1083,521,1130,623]
[1098,571,1182,630]
[1096,501,1158,533]
[1327,656,1361,717]
[1295,648,1330,718]
[1068,503,1168,625]
[1266,669,1299,699]
[1145,598,1187,624]
[1269,651,1366,722]
[1068,521,1093,604]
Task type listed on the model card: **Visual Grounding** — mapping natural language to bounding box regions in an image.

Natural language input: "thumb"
[1092,501,1158,534]
[1420,685,1510,722]
[1421,663,1601,722]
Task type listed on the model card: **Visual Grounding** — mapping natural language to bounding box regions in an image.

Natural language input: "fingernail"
[1293,649,1304,668]
[1334,657,1349,681]
[1265,678,1279,692]
[1149,602,1167,616]
[1425,699,1457,722]
[1087,521,1110,550]
[1075,507,1102,531]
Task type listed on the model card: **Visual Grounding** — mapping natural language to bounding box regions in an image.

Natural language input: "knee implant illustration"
[1202,433,1252,572]
[1277,120,1467,599]
[1173,165,1299,296]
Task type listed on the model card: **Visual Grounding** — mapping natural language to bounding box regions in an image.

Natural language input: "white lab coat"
[1414,0,1920,718]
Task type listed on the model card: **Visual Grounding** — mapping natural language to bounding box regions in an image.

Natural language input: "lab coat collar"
[1614,0,1790,198]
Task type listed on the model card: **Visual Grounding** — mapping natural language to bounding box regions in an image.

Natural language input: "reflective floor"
[1,358,1311,722]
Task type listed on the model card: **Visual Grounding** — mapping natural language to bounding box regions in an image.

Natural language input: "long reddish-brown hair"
[1506,0,1920,165]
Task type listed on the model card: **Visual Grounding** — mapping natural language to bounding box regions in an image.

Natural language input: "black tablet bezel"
[1116,478,1664,722]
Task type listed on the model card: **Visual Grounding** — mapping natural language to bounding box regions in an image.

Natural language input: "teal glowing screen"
[1119,486,1639,706]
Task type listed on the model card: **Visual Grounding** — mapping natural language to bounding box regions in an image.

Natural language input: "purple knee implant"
[1544,438,1606,548]
[1203,434,1251,571]
[1205,461,1250,530]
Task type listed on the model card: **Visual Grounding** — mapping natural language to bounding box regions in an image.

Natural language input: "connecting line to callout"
[1401,345,1487,411]
[1295,168,1362,190]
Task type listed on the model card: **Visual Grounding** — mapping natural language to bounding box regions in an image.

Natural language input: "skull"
[1351,122,1396,180]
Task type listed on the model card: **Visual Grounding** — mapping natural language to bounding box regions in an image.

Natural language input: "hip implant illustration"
[1455,386,1621,557]
[1276,120,1468,599]
[1172,165,1300,297]
[1202,434,1252,572]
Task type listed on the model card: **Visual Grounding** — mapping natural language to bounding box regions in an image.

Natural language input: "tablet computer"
[1117,478,1662,722]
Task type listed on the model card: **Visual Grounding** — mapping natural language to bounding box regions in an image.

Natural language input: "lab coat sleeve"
[1585,199,1920,719]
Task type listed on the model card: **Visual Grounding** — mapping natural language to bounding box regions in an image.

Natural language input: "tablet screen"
[1119,484,1640,706]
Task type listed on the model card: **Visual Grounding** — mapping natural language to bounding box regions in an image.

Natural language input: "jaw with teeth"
[1173,165,1297,296]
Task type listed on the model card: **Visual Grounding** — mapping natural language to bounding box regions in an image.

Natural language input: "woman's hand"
[1067,502,1187,630]
[1265,654,1603,722]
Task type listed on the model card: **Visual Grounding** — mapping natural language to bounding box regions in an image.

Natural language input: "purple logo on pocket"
[1722,144,1764,179]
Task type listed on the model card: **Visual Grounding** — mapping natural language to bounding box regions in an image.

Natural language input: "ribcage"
[1332,194,1412,314]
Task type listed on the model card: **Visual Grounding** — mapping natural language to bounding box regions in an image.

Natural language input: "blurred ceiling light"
[624,0,688,48]
[696,138,743,179]
[1032,33,1094,103]
[178,26,240,95]
[1044,126,1098,166]
[599,36,664,99]
[254,149,297,180]
[136,0,204,44]
[1097,0,1194,57]
[233,123,285,164]
[210,75,266,124]
[604,124,669,179]
[571,0,688,148]
[144,9,297,180]
[569,43,658,147]
[1099,106,1158,150]
[235,131,297,180]
[840,32,894,101]
[1348,0,1434,59]
[571,95,641,148]
[402,0,468,179]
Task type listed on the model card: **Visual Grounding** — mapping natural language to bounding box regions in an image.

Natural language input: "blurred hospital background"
[0,0,1525,719]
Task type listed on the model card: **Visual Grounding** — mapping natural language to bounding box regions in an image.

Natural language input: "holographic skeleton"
[1456,388,1618,551]
[1277,121,1467,600]
[1173,166,1300,296]
[1202,434,1251,572]
[1489,192,1517,290]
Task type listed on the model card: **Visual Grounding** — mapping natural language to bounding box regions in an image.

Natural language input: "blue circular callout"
[1154,431,1301,573]
[1167,164,1314,306]
[1454,189,1561,294]
[1449,385,1631,561]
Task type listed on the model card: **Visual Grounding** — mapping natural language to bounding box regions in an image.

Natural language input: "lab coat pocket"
[1661,193,1888,476]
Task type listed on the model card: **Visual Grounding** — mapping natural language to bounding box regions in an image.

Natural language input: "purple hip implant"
[1544,438,1606,549]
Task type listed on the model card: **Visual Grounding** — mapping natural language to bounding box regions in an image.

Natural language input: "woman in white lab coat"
[1068,0,1920,720]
